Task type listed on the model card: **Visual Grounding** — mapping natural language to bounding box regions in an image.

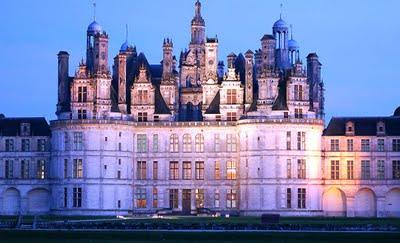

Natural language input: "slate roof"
[0,117,50,136]
[205,91,220,114]
[323,116,400,136]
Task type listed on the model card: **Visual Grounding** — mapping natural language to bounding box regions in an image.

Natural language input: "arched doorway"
[27,188,50,214]
[322,187,346,216]
[355,188,376,217]
[386,188,400,217]
[3,188,21,215]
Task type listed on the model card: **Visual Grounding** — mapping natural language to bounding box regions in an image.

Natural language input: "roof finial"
[280,3,283,19]
[290,24,293,39]
[125,24,129,42]
[93,1,96,21]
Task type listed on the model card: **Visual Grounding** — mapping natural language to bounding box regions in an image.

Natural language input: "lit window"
[136,188,147,208]
[195,161,204,180]
[227,89,237,104]
[169,161,179,180]
[183,161,192,180]
[37,160,45,179]
[73,159,83,178]
[226,189,237,208]
[347,160,354,179]
[138,90,148,104]
[195,189,205,208]
[169,134,179,152]
[227,112,237,121]
[215,161,220,180]
[227,161,237,180]
[183,134,192,152]
[152,188,158,208]
[195,134,204,152]
[294,108,303,119]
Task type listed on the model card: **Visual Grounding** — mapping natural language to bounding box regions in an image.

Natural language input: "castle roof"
[0,117,50,136]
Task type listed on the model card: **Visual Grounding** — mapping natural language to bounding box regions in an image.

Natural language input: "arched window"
[169,134,179,153]
[183,134,192,153]
[195,134,204,152]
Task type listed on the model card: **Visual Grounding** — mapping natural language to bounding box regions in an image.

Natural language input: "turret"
[162,38,174,80]
[273,16,290,69]
[307,53,323,116]
[57,51,70,116]
[191,0,205,45]
[217,61,225,81]
[205,37,218,81]
[245,50,254,106]
[227,53,237,69]
[261,34,276,69]
[86,21,109,74]
[114,53,127,114]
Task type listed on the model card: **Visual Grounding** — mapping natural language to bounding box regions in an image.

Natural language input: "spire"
[93,1,96,21]
[279,3,283,19]
[125,24,129,43]
[290,24,293,40]
[195,0,201,17]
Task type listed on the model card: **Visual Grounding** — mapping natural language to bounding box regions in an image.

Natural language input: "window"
[118,200,121,209]
[361,139,370,152]
[377,160,385,179]
[21,139,30,152]
[226,189,237,208]
[287,159,292,179]
[226,134,237,152]
[195,134,204,152]
[330,139,339,152]
[37,139,46,152]
[20,123,30,136]
[377,139,385,152]
[297,159,306,179]
[73,132,83,151]
[195,189,205,208]
[347,160,354,180]
[286,132,291,150]
[152,134,158,152]
[195,161,204,180]
[64,159,68,178]
[73,187,82,208]
[169,161,179,180]
[286,188,292,208]
[183,161,192,180]
[392,139,400,152]
[73,159,83,178]
[21,160,29,179]
[153,161,158,180]
[64,188,68,208]
[78,86,87,102]
[393,161,400,179]
[5,160,13,179]
[169,189,178,209]
[64,132,69,151]
[137,134,147,153]
[294,85,303,100]
[215,161,220,180]
[77,109,87,119]
[170,134,179,152]
[137,161,147,180]
[214,189,220,208]
[5,139,14,152]
[361,160,370,179]
[297,132,306,150]
[138,112,148,122]
[214,134,220,152]
[136,188,147,208]
[138,90,148,104]
[330,160,339,180]
[227,112,237,121]
[117,170,121,179]
[37,160,45,179]
[227,161,237,180]
[152,188,158,208]
[294,108,303,119]
[297,188,306,209]
[347,139,354,152]
[227,89,237,104]
[183,134,192,152]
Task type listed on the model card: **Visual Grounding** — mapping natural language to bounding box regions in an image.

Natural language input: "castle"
[0,1,399,217]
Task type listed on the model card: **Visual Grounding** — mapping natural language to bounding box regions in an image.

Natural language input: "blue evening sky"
[0,0,399,122]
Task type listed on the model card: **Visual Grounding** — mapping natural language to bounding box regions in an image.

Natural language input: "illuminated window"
[215,161,220,180]
[195,189,205,208]
[347,160,354,179]
[286,188,292,208]
[227,161,237,180]
[137,134,147,152]
[286,132,291,150]
[361,160,370,179]
[361,139,370,152]
[137,161,146,180]
[138,90,148,104]
[73,159,83,178]
[393,161,400,179]
[152,187,158,208]
[169,189,178,209]
[169,161,179,180]
[183,134,192,152]
[226,189,237,208]
[297,159,306,179]
[330,160,339,180]
[330,139,339,152]
[347,139,354,151]
[73,187,82,208]
[377,160,385,179]
[214,189,220,208]
[227,89,237,104]
[297,188,306,209]
[183,161,192,180]
[226,134,237,152]
[136,188,147,208]
[195,134,204,152]
[195,161,204,180]
[37,160,45,179]
[169,134,179,152]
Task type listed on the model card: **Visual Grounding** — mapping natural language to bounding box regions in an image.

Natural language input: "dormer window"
[345,121,354,136]
[377,121,385,136]
[20,123,31,136]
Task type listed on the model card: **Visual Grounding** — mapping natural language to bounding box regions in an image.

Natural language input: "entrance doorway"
[182,189,191,215]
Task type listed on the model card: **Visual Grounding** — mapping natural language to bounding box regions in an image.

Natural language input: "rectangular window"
[170,134,179,152]
[73,132,83,151]
[195,134,204,152]
[138,112,148,122]
[392,139,400,152]
[226,189,237,208]
[183,134,192,152]
[297,188,306,209]
[117,170,121,179]
[227,112,237,121]
[227,89,237,104]
[78,86,87,102]
[361,160,371,179]
[377,139,385,152]
[137,161,147,180]
[5,160,13,179]
[72,187,82,208]
[214,189,220,208]
[152,134,158,152]
[169,161,179,180]
[287,159,292,179]
[361,139,370,152]
[347,139,354,152]
[21,160,29,179]
[393,161,400,179]
[136,188,147,208]
[286,188,292,208]
[226,134,237,152]
[137,134,147,153]
[21,139,30,152]
[294,108,303,119]
[5,139,14,152]
[64,159,68,179]
[64,132,69,151]
[214,134,220,152]
[215,161,220,180]
[297,132,306,150]
[73,159,83,178]
[37,160,45,179]
[37,139,46,152]
[183,161,192,180]
[195,189,205,208]
[195,161,204,180]
[64,188,68,208]
[153,161,158,180]
[169,189,178,209]
[227,161,237,180]
[347,160,354,180]
[77,109,87,119]
[138,90,148,104]
[330,160,340,180]
[377,160,385,179]
[294,85,303,101]
[297,159,306,179]
[330,139,339,152]
[152,187,158,208]
[286,132,291,150]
